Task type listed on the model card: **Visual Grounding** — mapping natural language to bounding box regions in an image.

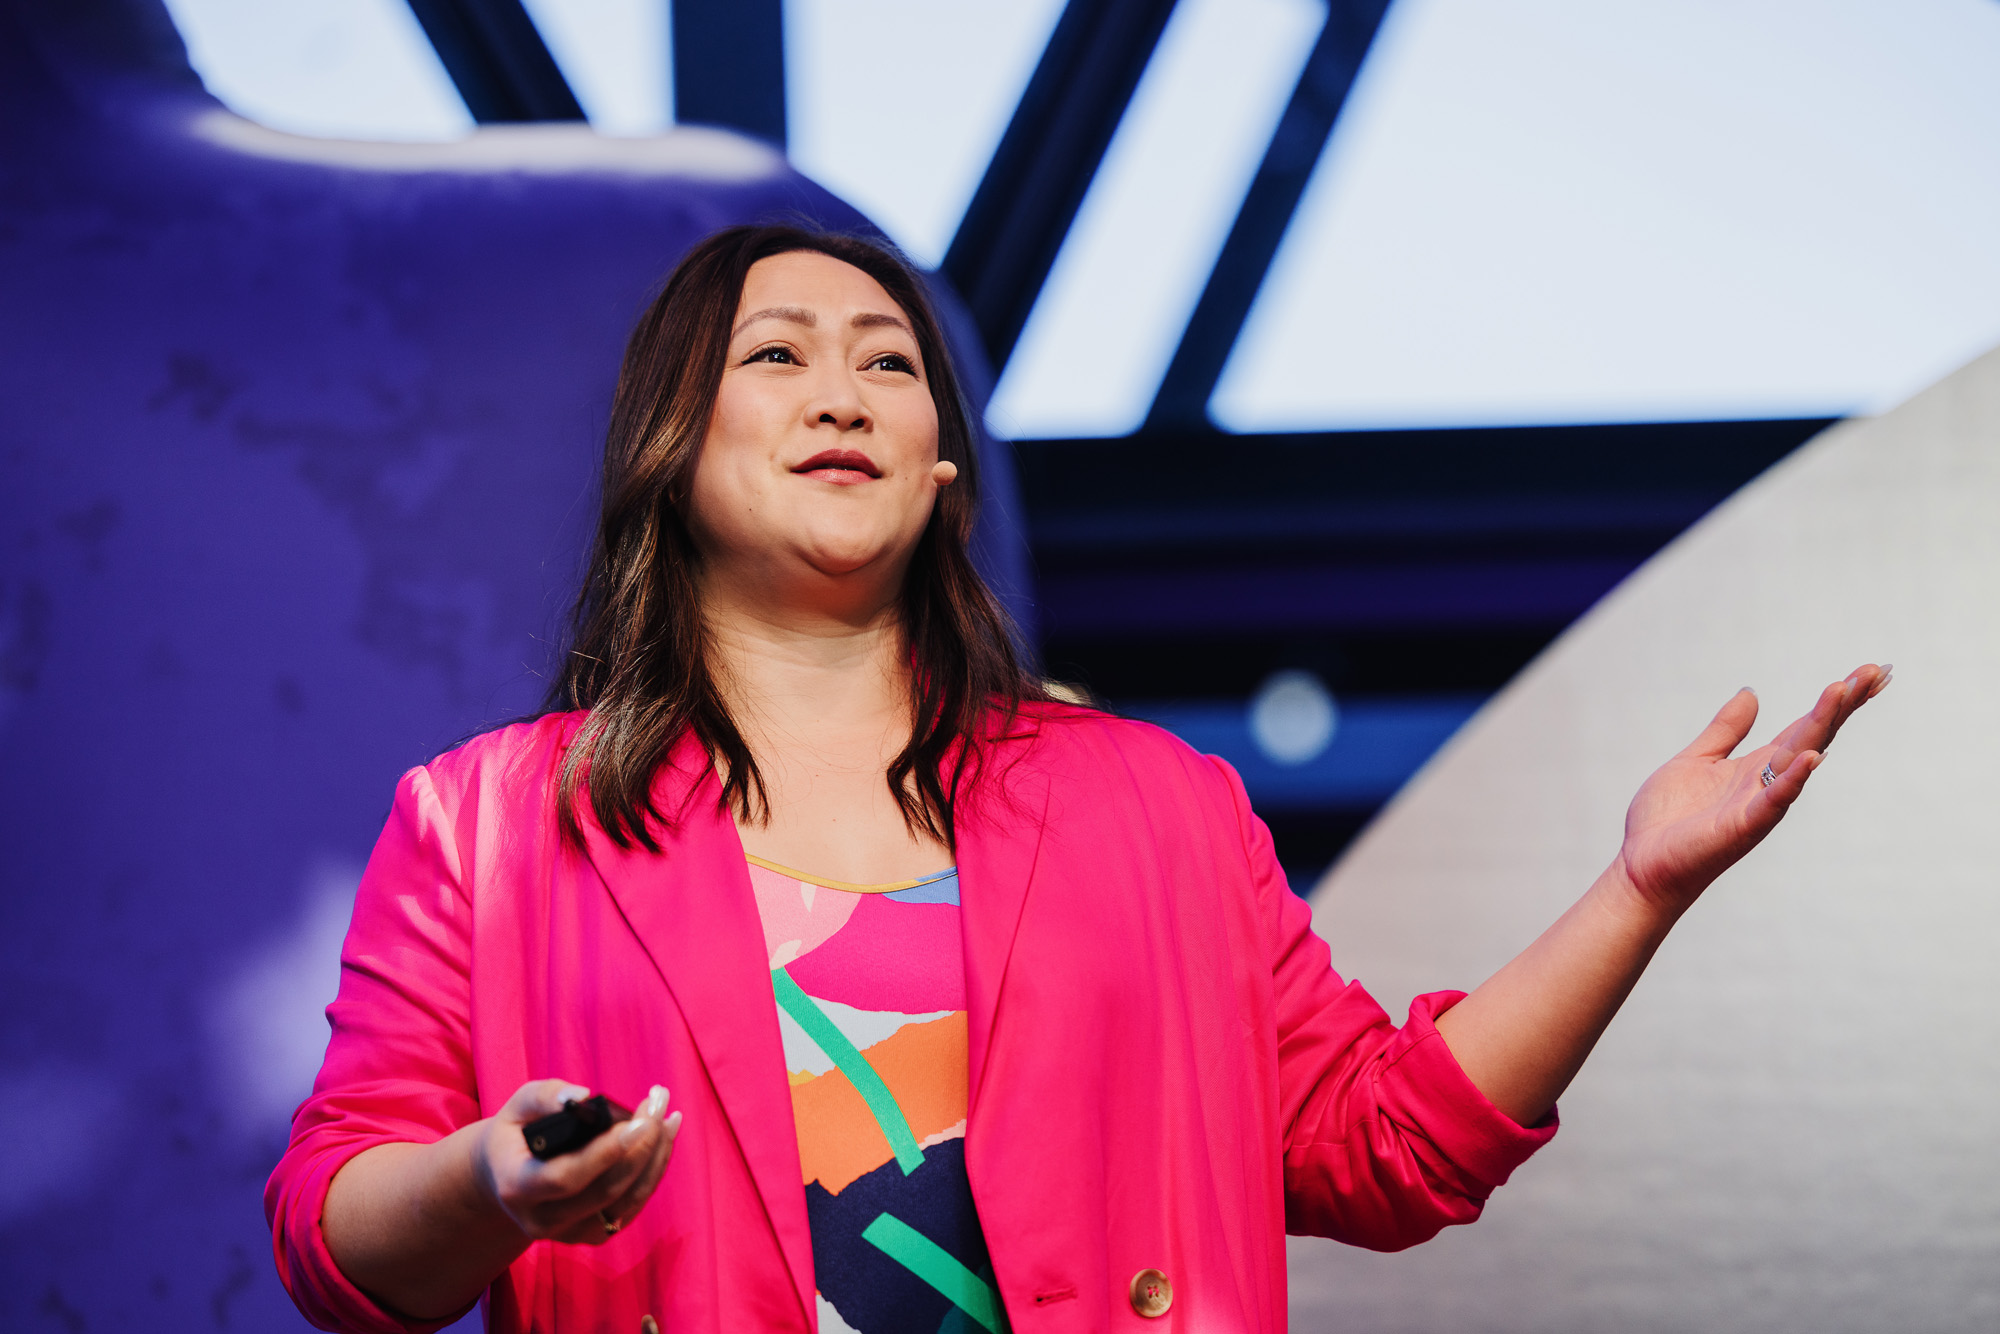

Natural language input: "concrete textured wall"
[0,3,1025,1328]
[1296,345,2000,1331]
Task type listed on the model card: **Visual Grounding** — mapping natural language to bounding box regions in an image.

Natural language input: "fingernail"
[644,1086,668,1118]
[1879,663,1893,674]
[560,1085,590,1104]
[665,1110,683,1137]
[1742,686,1756,697]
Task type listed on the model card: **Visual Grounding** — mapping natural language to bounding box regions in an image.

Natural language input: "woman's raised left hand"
[1614,663,1891,918]
[1435,661,1891,1124]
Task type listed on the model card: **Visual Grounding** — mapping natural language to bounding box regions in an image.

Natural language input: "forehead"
[735,251,909,328]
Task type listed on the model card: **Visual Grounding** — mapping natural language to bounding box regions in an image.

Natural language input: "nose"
[807,368,870,432]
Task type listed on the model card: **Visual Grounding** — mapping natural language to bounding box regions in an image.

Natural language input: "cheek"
[688,401,774,545]
[887,397,941,461]
[706,376,783,454]
[684,448,731,539]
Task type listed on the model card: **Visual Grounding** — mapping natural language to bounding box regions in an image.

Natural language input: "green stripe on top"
[861,1213,1009,1333]
[771,968,925,1174]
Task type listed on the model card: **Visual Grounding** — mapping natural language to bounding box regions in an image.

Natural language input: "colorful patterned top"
[746,854,1008,1334]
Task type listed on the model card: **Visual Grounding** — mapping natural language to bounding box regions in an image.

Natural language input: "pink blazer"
[267,707,1553,1333]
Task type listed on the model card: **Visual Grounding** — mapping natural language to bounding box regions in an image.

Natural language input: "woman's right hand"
[474,1079,682,1244]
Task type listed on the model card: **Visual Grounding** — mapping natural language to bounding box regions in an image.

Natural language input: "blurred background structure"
[2,0,1998,1329]
[1296,347,2000,1333]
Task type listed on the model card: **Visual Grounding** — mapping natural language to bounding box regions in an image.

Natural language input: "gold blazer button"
[1129,1268,1173,1318]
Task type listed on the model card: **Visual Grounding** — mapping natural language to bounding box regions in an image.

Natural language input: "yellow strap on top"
[744,853,953,895]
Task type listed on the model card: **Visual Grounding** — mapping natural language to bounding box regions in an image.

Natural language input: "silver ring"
[599,1209,623,1236]
[1760,762,1777,788]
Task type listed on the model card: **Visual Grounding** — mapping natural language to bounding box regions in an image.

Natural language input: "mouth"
[791,449,882,483]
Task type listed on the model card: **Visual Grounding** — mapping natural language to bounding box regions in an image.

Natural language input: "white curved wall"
[1296,345,2000,1332]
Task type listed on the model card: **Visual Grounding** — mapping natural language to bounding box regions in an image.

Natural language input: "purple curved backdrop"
[0,3,1029,1328]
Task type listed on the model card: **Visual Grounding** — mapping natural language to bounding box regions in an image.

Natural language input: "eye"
[866,352,916,376]
[744,344,799,365]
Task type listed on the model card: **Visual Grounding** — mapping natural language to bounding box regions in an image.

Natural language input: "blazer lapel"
[955,739,1053,1121]
[579,734,813,1328]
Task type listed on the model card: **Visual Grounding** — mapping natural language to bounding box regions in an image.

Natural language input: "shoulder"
[996,700,1248,809]
[975,702,1271,896]
[415,710,583,806]
[1008,699,1189,758]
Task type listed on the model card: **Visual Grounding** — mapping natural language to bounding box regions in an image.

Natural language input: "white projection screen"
[1295,345,2000,1332]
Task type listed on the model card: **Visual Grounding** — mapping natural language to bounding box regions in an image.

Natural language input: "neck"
[699,564,910,766]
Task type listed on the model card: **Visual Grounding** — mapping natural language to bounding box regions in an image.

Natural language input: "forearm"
[1433,860,1678,1126]
[322,1126,530,1322]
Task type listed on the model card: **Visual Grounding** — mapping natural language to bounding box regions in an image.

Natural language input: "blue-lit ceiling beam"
[403,0,585,122]
[942,0,1181,371]
[673,0,786,146]
[1144,0,1391,429]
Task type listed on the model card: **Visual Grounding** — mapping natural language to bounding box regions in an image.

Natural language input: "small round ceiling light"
[1249,669,1337,766]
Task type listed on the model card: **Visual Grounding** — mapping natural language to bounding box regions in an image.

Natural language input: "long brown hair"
[548,224,1044,851]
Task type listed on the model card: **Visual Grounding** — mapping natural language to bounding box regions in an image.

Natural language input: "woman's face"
[688,251,943,603]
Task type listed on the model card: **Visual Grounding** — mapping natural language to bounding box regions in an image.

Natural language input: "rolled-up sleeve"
[1214,756,1557,1252]
[264,766,482,1333]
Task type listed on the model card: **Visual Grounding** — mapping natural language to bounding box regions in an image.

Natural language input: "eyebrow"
[850,311,914,336]
[731,307,915,339]
[733,305,815,337]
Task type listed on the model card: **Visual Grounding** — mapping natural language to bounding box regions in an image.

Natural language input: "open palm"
[1618,664,1889,914]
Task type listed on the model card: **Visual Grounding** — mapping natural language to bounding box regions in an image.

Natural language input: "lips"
[791,448,881,481]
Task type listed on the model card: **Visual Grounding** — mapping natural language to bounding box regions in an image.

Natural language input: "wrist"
[1593,855,1687,946]
[451,1120,518,1231]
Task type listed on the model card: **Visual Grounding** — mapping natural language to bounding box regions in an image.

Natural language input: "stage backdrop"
[0,3,1026,1329]
[1296,343,2000,1332]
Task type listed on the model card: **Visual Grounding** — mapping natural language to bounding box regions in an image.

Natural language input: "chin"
[794,526,915,582]
[789,524,880,563]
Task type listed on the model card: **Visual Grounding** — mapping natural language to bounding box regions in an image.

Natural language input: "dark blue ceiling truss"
[396,0,1839,883]
[939,0,1179,371]
[402,0,584,122]
[399,0,1378,396]
[671,0,787,146]
[1145,0,1393,427]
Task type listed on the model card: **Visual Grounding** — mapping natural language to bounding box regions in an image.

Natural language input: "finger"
[602,1087,672,1213]
[499,1078,591,1125]
[524,1091,667,1226]
[1782,663,1888,755]
[1768,677,1849,757]
[549,1103,671,1246]
[547,1137,657,1238]
[519,1127,655,1244]
[550,1208,620,1246]
[1684,688,1760,758]
[1761,745,1796,784]
[602,1102,681,1230]
[516,1107,651,1205]
[1831,662,1891,720]
[1758,749,1821,811]
[1842,662,1890,718]
[628,1089,676,1200]
[519,1130,658,1238]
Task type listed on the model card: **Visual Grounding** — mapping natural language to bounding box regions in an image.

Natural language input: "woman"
[267,224,1886,1334]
